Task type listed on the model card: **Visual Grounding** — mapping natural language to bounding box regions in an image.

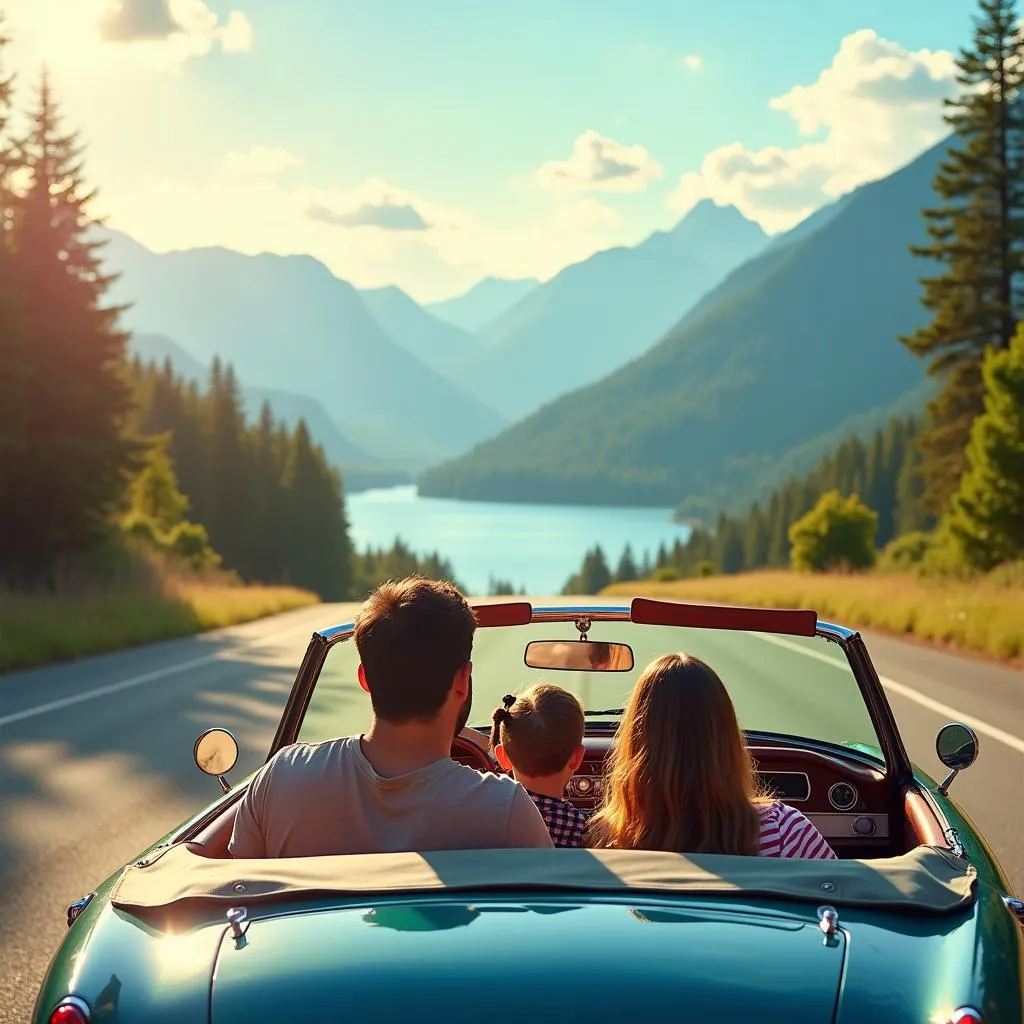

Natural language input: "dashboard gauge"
[828,782,858,811]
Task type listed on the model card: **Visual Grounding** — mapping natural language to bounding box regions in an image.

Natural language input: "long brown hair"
[586,653,768,855]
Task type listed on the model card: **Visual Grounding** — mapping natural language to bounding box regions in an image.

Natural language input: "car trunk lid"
[210,896,846,1022]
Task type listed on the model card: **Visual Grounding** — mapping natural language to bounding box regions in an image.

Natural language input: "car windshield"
[297,615,884,763]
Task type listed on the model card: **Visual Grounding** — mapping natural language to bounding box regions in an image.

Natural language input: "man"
[228,576,553,857]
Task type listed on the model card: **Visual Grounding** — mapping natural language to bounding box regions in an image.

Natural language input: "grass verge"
[604,570,1024,665]
[0,572,318,674]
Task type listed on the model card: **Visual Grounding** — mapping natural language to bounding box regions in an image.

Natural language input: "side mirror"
[935,723,979,795]
[193,728,239,793]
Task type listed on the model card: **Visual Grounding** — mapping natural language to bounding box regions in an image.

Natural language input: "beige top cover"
[110,842,976,920]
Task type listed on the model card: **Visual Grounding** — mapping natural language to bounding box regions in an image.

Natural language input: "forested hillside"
[129,332,409,492]
[565,416,929,590]
[457,200,770,421]
[98,229,507,467]
[419,140,945,510]
[0,31,460,674]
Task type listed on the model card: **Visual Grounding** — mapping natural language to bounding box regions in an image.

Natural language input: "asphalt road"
[1,599,1022,1023]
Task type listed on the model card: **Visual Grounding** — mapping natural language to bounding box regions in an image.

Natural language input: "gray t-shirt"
[228,735,554,858]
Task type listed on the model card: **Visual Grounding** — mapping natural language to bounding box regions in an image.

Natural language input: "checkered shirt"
[526,790,590,848]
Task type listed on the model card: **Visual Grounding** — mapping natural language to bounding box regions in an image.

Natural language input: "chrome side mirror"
[935,723,979,795]
[193,727,239,793]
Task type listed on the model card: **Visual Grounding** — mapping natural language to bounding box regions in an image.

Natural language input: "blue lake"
[346,485,693,595]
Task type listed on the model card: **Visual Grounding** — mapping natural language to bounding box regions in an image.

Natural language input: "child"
[490,682,590,848]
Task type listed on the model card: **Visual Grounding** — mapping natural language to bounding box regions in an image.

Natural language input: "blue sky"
[5,0,981,301]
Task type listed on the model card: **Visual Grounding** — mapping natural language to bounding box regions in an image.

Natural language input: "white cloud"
[668,29,958,232]
[683,54,702,70]
[304,178,461,233]
[309,199,430,232]
[223,147,302,176]
[535,129,663,194]
[93,0,253,70]
[219,10,254,53]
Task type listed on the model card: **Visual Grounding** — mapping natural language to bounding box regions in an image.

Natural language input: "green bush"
[943,324,1024,570]
[652,565,681,582]
[165,521,222,572]
[788,491,878,573]
[878,530,936,572]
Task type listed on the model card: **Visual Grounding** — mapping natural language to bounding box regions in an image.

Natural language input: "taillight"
[48,996,91,1024]
[948,1009,984,1024]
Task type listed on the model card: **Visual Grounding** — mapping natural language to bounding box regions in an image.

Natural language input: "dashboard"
[454,728,895,854]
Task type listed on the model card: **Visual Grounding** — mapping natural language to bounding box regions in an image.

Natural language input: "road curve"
[1,599,1021,1023]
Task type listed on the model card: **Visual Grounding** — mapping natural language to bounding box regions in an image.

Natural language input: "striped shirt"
[757,801,836,859]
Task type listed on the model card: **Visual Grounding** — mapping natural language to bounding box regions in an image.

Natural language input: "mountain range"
[101,135,951,517]
[455,201,770,421]
[418,139,947,511]
[100,199,775,479]
[426,277,540,333]
[101,231,506,471]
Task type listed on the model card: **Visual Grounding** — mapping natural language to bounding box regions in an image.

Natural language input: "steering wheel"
[451,727,496,772]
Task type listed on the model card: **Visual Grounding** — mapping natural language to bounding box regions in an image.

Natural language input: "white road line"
[0,621,316,728]
[748,631,1024,756]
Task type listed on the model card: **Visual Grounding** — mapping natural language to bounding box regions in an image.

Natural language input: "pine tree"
[0,10,16,239]
[639,549,652,578]
[944,322,1024,568]
[1,71,142,583]
[0,16,26,557]
[900,0,1024,512]
[247,401,284,582]
[280,421,353,599]
[742,504,768,570]
[765,490,787,566]
[615,544,638,582]
[574,546,611,594]
[714,515,744,574]
[894,418,934,535]
[203,358,247,561]
[126,441,189,529]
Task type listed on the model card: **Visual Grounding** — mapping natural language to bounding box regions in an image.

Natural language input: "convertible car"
[35,598,1024,1023]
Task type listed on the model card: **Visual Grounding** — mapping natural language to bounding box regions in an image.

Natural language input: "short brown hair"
[354,576,476,723]
[490,682,584,777]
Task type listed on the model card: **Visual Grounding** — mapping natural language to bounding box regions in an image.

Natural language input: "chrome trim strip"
[807,812,889,839]
[318,605,854,646]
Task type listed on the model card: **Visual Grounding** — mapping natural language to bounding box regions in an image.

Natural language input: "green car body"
[32,602,1024,1024]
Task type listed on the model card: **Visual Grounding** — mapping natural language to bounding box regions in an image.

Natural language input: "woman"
[586,653,836,859]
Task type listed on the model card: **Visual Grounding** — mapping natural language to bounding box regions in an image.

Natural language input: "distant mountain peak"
[361,283,409,300]
[427,276,542,334]
[671,199,766,239]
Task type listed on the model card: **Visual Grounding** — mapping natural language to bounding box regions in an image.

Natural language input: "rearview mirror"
[193,727,239,793]
[524,640,634,672]
[935,722,979,795]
